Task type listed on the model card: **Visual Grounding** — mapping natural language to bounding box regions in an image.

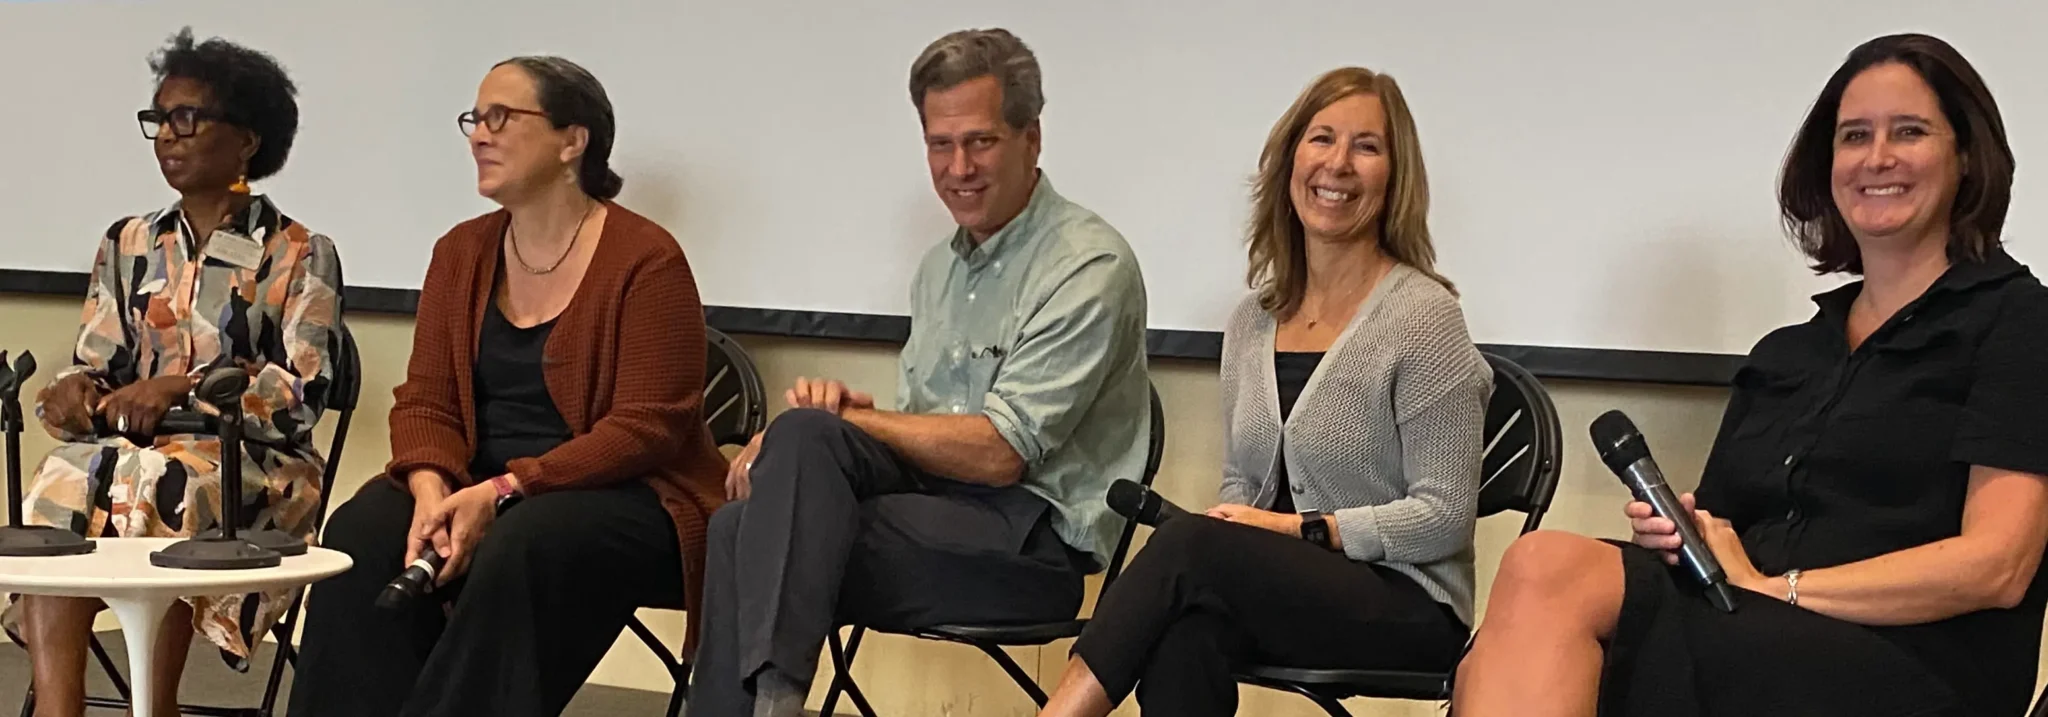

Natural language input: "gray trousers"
[689,409,1087,716]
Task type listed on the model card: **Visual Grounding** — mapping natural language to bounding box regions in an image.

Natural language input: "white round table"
[0,537,352,717]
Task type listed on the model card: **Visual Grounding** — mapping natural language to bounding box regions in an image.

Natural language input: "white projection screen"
[2,0,2042,368]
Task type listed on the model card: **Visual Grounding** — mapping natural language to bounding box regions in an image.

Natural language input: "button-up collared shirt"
[1695,249,2048,715]
[899,174,1150,567]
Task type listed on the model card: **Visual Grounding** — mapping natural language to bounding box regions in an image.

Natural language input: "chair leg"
[1278,682,1354,717]
[666,686,686,717]
[819,627,851,715]
[87,634,131,699]
[971,641,1050,707]
[627,615,682,668]
[665,659,690,717]
[821,627,878,717]
[258,594,306,717]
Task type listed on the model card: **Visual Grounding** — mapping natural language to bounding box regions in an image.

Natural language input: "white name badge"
[202,229,265,270]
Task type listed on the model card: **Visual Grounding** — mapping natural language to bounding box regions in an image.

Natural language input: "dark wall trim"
[0,268,1742,386]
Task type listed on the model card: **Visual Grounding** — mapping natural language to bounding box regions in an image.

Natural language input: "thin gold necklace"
[1303,259,1391,328]
[509,201,594,275]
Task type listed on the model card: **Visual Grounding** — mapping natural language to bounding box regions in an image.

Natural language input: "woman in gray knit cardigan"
[1037,66,1492,717]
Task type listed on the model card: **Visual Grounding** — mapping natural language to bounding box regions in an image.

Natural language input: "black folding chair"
[626,327,768,717]
[819,383,1167,716]
[17,324,363,717]
[1232,352,1564,715]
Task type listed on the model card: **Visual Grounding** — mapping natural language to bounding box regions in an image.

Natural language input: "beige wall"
[0,293,2035,715]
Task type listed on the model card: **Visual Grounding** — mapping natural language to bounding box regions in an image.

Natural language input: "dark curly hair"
[149,28,300,181]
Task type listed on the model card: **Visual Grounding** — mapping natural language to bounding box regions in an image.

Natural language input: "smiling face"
[151,76,256,195]
[1830,61,1964,246]
[1289,93,1390,243]
[922,75,1041,242]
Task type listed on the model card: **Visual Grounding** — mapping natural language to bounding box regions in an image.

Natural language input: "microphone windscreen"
[1106,479,1146,520]
[374,584,410,611]
[193,366,250,407]
[1589,410,1649,469]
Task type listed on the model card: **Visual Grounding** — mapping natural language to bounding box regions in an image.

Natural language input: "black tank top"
[1271,351,1324,514]
[468,300,572,478]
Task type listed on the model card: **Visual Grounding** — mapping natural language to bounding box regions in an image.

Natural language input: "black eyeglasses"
[138,106,227,140]
[457,105,549,136]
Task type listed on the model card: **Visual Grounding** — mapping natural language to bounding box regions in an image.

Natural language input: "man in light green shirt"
[692,28,1151,717]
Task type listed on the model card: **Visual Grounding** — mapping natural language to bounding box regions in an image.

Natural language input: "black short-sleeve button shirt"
[1695,249,2048,714]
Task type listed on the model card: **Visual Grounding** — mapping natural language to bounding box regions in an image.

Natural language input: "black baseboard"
[0,268,1742,386]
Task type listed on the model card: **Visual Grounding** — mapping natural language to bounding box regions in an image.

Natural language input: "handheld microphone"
[1590,410,1739,613]
[1106,479,1189,527]
[376,550,446,611]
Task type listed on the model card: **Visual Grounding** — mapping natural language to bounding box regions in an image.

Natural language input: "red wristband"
[489,474,521,501]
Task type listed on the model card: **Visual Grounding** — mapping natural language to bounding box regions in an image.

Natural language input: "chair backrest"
[703,327,767,448]
[312,323,362,533]
[1099,382,1165,591]
[1474,352,1564,535]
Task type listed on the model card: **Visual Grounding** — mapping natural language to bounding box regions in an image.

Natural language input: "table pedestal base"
[103,594,173,717]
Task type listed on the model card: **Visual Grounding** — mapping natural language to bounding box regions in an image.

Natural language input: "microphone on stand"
[0,350,97,557]
[151,366,281,570]
[1590,410,1739,613]
[1106,479,1190,527]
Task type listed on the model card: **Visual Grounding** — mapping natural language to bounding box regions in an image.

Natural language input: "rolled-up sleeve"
[240,232,344,448]
[981,252,1145,467]
[37,220,137,442]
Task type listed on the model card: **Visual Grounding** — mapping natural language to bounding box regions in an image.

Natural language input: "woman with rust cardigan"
[288,57,725,717]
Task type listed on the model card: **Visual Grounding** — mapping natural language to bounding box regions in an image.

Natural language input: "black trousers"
[689,408,1088,717]
[1071,516,1468,716]
[286,478,684,717]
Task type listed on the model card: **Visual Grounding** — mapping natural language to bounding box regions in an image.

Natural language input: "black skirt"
[1597,543,1965,717]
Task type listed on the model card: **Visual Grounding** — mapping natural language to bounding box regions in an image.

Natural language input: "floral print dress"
[1,195,343,668]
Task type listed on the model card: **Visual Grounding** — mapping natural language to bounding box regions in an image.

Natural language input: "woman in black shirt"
[1453,33,2048,717]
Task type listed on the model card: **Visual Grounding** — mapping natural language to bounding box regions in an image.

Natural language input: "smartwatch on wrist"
[1300,509,1335,551]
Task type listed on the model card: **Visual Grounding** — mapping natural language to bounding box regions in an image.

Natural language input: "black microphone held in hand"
[1106,479,1189,526]
[1590,410,1739,613]
[376,550,447,610]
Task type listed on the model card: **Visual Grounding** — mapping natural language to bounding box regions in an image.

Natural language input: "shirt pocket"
[1856,324,1971,412]
[953,352,1004,414]
[1726,364,1805,440]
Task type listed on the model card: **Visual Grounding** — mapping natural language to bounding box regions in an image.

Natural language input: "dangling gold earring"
[229,172,251,195]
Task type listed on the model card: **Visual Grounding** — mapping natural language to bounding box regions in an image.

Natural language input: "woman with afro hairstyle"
[4,27,343,717]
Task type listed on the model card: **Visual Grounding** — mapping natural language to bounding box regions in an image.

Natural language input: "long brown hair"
[1778,33,2014,275]
[1247,66,1450,319]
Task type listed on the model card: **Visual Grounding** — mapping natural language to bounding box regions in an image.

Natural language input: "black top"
[1271,351,1324,515]
[1693,249,2048,714]
[469,299,572,479]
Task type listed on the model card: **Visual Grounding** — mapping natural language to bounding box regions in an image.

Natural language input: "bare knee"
[1486,531,1624,633]
[19,595,100,649]
[21,595,101,624]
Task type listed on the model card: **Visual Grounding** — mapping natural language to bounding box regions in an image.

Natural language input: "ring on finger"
[116,414,129,433]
